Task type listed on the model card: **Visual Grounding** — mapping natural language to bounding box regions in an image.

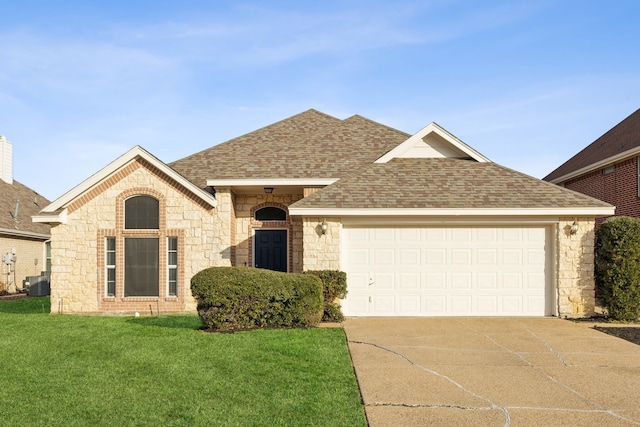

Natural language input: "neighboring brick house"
[34,110,613,317]
[0,136,51,293]
[544,108,640,226]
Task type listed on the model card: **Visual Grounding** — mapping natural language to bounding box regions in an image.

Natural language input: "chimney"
[0,135,12,185]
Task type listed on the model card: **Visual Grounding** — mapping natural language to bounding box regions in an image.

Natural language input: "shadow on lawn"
[127,315,203,330]
[0,295,50,314]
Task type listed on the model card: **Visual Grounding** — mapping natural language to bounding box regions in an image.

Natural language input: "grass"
[0,297,366,427]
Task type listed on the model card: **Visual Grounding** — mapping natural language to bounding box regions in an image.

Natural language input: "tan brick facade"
[0,235,48,293]
[232,193,304,272]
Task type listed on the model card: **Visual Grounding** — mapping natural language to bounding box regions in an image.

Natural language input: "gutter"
[547,146,640,184]
[0,227,50,240]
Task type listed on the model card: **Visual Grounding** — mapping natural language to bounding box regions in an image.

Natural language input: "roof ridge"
[345,114,411,138]
[169,109,341,167]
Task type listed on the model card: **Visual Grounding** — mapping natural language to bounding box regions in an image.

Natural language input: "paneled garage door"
[341,226,552,316]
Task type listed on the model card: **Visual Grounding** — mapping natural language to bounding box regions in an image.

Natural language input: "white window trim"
[105,237,116,297]
[167,236,178,297]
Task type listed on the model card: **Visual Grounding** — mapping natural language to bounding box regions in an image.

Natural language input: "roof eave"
[547,146,640,184]
[0,227,51,240]
[207,178,338,187]
[32,210,68,225]
[288,207,615,217]
[41,146,216,213]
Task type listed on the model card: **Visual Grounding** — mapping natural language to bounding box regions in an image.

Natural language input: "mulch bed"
[0,293,28,301]
[593,325,640,346]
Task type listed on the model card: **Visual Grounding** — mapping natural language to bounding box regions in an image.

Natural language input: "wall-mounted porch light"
[264,187,274,194]
[320,219,328,235]
[570,220,579,235]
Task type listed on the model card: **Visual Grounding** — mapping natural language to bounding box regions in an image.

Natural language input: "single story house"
[34,110,613,317]
[1,135,51,293]
[544,108,640,226]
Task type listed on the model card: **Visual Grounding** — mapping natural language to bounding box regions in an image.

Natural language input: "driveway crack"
[368,401,494,411]
[478,322,640,427]
[349,339,511,427]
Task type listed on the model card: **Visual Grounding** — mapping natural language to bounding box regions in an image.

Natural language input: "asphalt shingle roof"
[544,108,640,182]
[0,179,51,236]
[170,109,410,186]
[290,158,612,210]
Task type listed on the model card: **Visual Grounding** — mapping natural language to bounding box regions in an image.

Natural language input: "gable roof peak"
[375,121,491,164]
[36,145,216,221]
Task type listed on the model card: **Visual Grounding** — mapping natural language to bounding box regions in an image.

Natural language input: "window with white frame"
[45,241,51,273]
[106,237,116,297]
[167,236,178,297]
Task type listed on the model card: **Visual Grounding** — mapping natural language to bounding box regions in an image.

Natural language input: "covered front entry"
[341,225,553,316]
[254,229,288,272]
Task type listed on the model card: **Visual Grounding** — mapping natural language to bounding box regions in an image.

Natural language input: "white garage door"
[341,226,552,316]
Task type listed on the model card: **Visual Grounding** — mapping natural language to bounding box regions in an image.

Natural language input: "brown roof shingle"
[544,108,640,182]
[291,158,612,210]
[170,109,410,186]
[0,179,51,237]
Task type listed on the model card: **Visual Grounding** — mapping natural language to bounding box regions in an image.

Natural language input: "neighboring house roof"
[544,108,640,183]
[35,146,217,224]
[0,178,50,239]
[171,109,410,187]
[289,158,613,216]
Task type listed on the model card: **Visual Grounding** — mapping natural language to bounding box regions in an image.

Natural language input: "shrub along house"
[33,110,613,317]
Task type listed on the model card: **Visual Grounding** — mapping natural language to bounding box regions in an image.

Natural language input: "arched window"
[254,206,286,221]
[125,195,159,229]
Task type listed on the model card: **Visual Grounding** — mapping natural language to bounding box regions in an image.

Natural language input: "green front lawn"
[0,297,366,426]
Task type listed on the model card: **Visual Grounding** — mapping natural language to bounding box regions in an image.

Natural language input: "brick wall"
[565,156,640,225]
[0,235,47,293]
[233,193,304,272]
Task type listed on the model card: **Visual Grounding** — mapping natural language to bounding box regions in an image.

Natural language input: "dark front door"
[255,230,287,272]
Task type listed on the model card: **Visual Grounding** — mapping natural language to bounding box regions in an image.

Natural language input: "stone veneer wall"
[301,217,341,270]
[233,193,304,272]
[50,160,228,314]
[556,217,596,317]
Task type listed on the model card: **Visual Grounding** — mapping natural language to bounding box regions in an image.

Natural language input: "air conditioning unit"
[26,276,50,296]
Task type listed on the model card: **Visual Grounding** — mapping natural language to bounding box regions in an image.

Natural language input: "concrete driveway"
[343,317,640,426]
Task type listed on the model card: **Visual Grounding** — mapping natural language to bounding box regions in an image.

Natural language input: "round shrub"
[191,267,323,332]
[304,270,347,322]
[596,216,640,321]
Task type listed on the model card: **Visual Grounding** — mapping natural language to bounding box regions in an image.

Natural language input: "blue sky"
[1,0,639,200]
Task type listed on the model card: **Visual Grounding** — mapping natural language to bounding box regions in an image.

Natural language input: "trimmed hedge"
[305,270,347,322]
[596,216,640,321]
[191,267,323,332]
